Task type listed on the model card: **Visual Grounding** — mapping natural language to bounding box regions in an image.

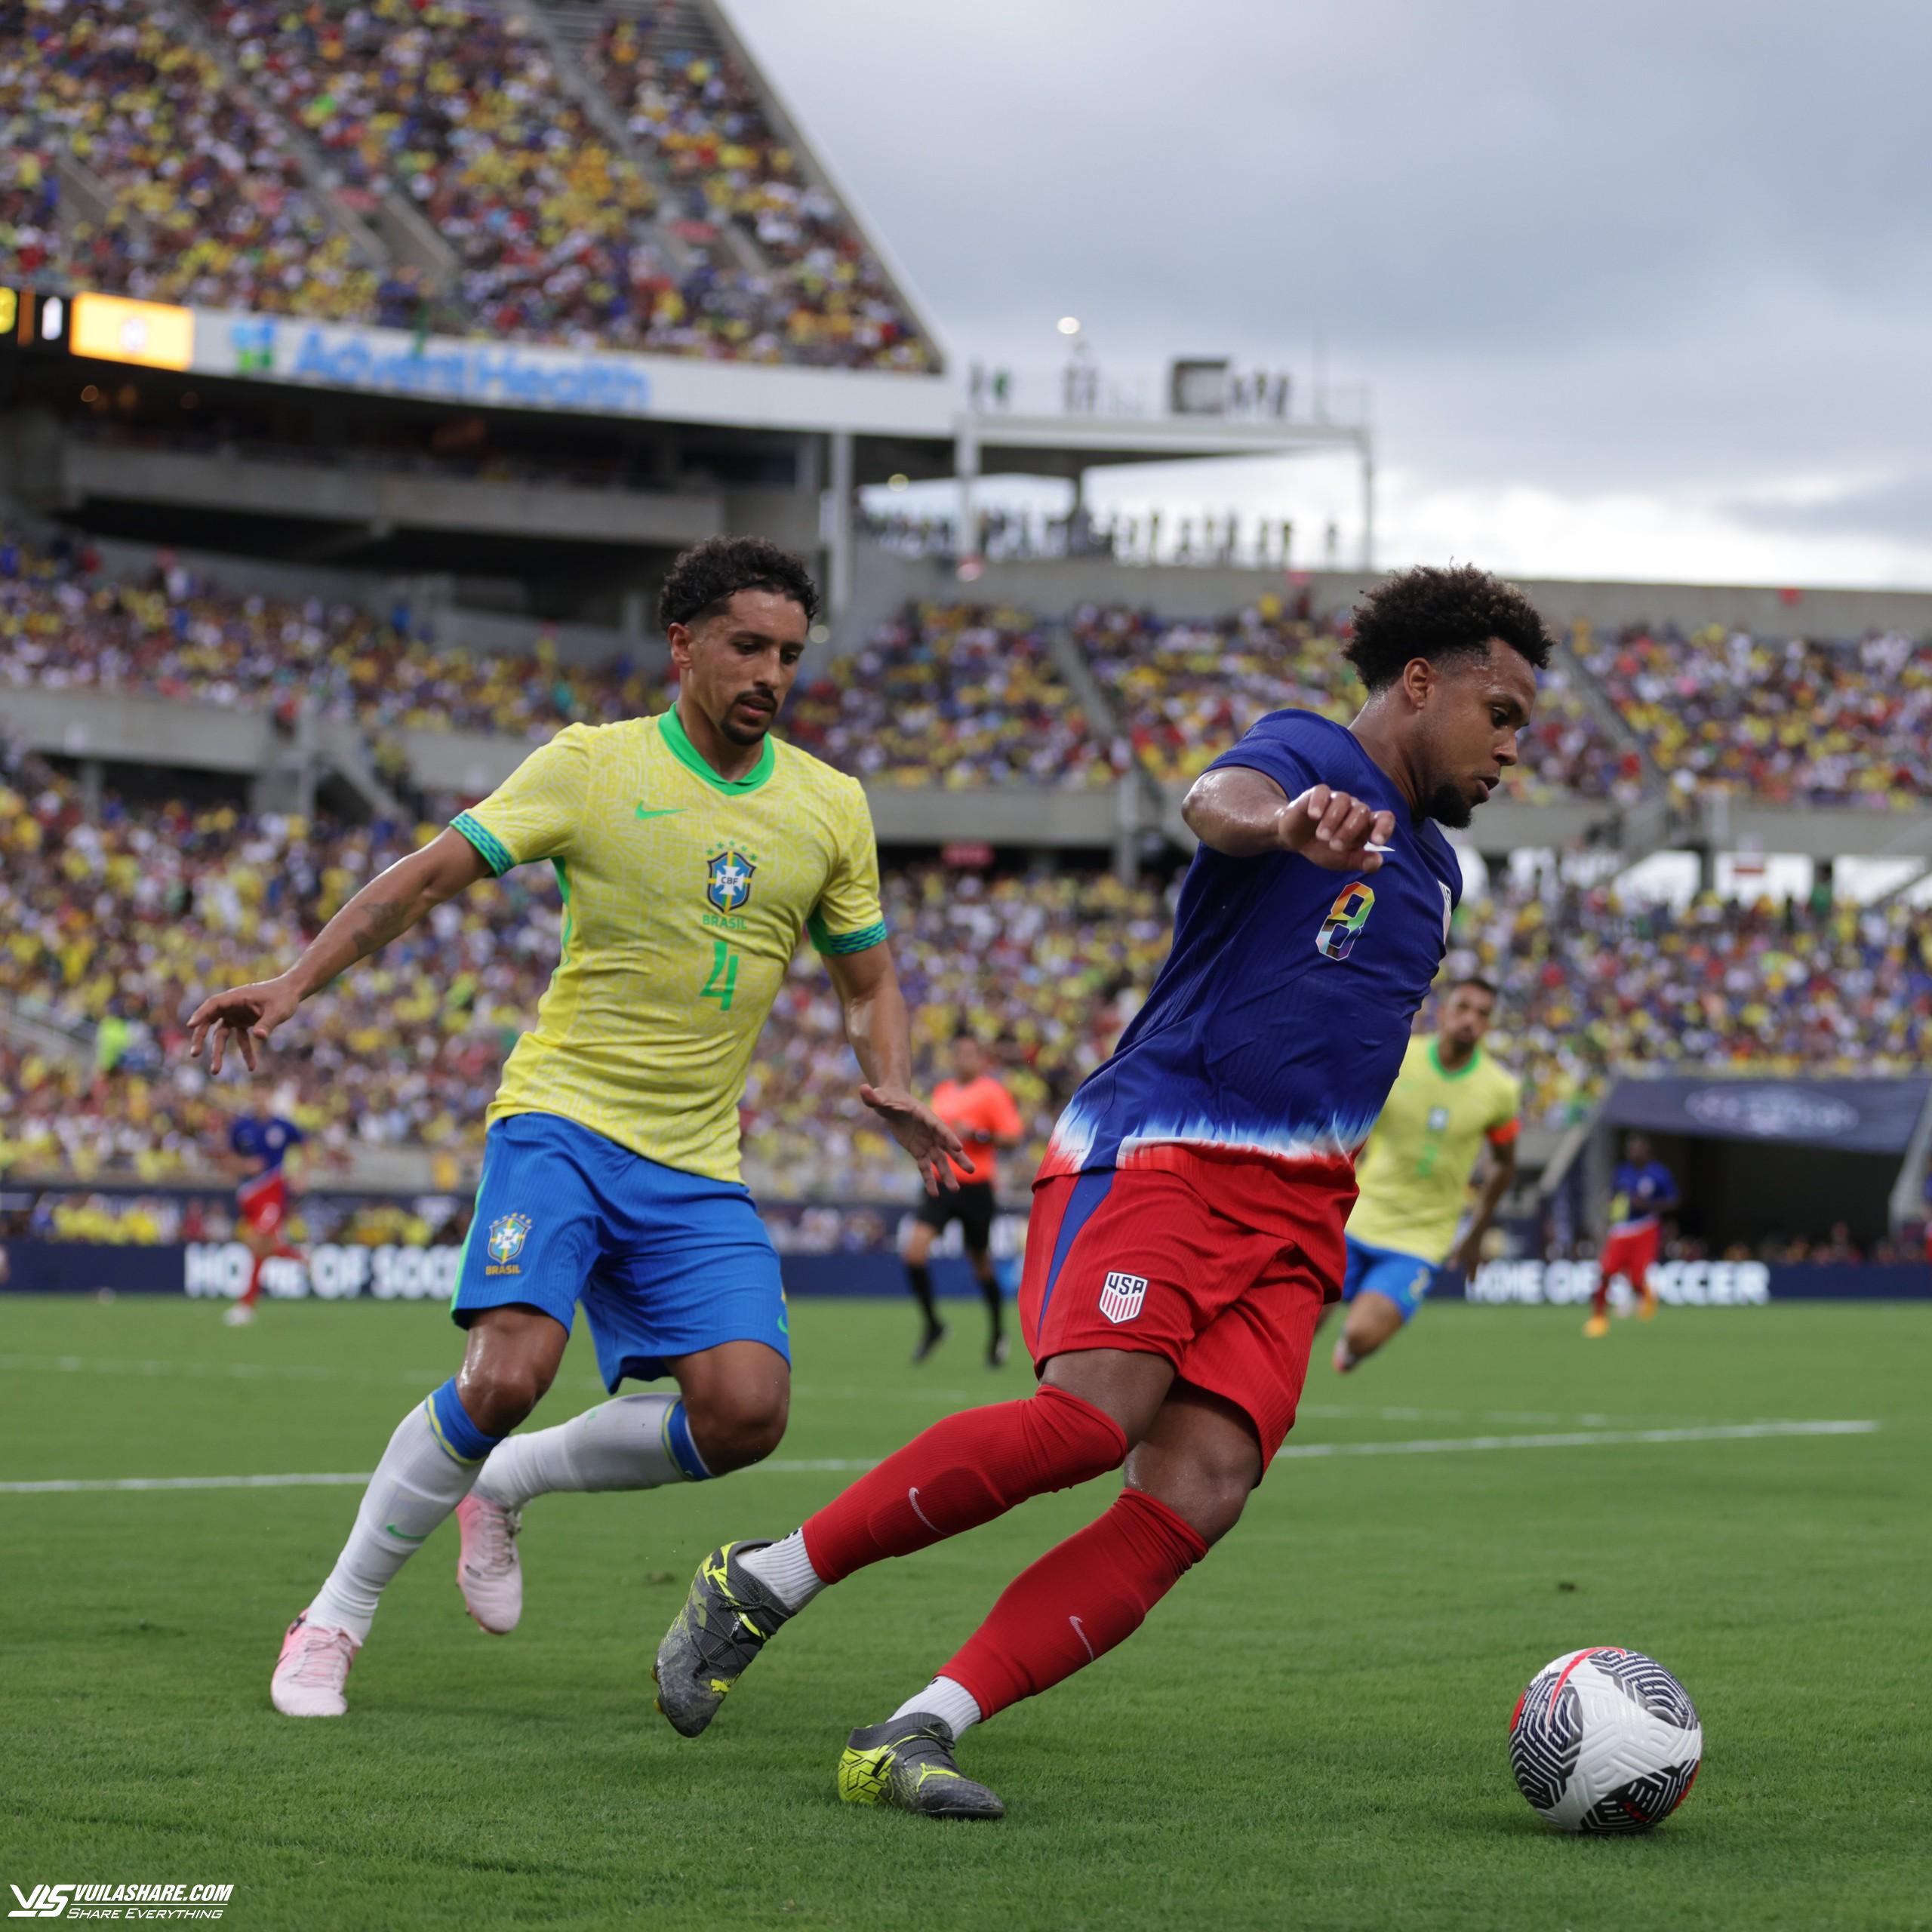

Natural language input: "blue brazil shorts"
[451,1112,788,1390]
[1340,1235,1439,1324]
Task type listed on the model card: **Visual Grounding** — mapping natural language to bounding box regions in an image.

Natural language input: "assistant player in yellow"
[1329,976,1520,1373]
[187,537,967,1718]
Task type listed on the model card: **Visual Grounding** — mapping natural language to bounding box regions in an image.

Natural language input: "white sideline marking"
[0,1420,1876,1495]
[0,1358,1727,1429]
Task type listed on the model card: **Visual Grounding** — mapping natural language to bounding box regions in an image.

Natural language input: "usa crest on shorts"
[1098,1270,1149,1324]
[487,1213,532,1267]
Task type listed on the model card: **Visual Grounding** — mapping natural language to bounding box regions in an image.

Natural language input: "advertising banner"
[189,309,952,435]
[2,1241,1924,1303]
[1600,1075,1932,1156]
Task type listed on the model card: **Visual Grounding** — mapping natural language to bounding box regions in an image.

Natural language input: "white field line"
[0,1420,1877,1496]
[0,1357,1724,1429]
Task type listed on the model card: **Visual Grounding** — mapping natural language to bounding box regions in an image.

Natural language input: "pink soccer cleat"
[270,1613,358,1717]
[455,1491,524,1635]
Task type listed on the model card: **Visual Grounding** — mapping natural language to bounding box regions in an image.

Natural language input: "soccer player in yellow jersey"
[186,538,967,1718]
[1331,976,1520,1373]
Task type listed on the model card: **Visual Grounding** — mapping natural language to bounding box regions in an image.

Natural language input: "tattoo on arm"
[349,897,411,962]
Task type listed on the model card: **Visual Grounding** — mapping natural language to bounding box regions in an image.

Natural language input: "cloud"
[731,0,1932,583]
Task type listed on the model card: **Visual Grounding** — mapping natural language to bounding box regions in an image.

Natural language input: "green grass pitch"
[2,1294,1927,1931]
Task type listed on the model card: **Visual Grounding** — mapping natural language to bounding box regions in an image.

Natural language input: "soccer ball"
[1509,1647,1702,1833]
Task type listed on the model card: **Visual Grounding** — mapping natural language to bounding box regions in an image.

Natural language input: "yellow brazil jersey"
[450,709,884,1183]
[1346,1036,1521,1263]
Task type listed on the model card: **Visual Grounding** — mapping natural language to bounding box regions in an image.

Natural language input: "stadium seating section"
[0,0,930,368]
[783,603,1114,789]
[1582,623,1931,807]
[9,722,1932,1212]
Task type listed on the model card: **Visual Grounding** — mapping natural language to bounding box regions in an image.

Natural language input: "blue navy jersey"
[1041,710,1461,1224]
[1610,1161,1677,1231]
[231,1114,303,1177]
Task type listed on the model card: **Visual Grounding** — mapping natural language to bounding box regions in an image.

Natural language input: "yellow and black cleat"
[653,1540,789,1737]
[837,1715,1005,1820]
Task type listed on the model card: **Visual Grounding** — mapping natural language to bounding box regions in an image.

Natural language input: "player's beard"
[1423,779,1475,829]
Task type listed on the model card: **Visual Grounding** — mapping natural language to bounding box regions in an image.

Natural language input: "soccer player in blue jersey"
[221,1097,305,1327]
[1586,1132,1681,1337]
[652,564,1555,1818]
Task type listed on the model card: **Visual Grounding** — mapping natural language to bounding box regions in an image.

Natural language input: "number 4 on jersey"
[700,939,740,1013]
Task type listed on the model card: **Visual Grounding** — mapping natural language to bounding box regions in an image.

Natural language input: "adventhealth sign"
[194,308,954,434]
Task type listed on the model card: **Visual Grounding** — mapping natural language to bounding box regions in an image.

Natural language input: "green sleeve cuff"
[808,913,889,956]
[451,811,515,877]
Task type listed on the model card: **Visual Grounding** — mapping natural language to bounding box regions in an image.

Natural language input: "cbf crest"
[705,848,757,915]
[485,1212,532,1275]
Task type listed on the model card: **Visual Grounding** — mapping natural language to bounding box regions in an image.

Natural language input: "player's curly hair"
[1344,565,1554,691]
[657,535,820,632]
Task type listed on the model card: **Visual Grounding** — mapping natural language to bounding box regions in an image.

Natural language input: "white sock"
[891,1675,982,1737]
[738,1528,826,1611]
[307,1400,482,1641]
[473,1394,703,1509]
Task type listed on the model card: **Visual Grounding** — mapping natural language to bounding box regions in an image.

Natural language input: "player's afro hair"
[658,535,820,633]
[1344,565,1554,692]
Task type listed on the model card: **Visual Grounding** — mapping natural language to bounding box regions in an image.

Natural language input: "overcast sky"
[730,0,1930,587]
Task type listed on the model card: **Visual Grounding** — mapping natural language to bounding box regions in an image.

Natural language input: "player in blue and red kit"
[223,1099,306,1326]
[652,565,1555,1818]
[1585,1132,1680,1337]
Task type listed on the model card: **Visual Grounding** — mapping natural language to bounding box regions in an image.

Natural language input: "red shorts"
[1020,1162,1338,1470]
[1600,1223,1660,1287]
[238,1171,288,1238]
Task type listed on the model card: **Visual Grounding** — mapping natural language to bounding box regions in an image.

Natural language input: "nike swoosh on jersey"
[635,805,688,820]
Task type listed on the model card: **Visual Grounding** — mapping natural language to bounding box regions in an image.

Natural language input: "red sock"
[1590,1273,1611,1317]
[941,1487,1208,1720]
[240,1253,266,1309]
[801,1384,1126,1584]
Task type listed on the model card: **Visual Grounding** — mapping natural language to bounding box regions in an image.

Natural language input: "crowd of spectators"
[2,0,929,368]
[591,5,928,368]
[783,603,1118,789]
[0,741,562,1181]
[1071,599,1637,800]
[11,723,1932,1243]
[1456,874,1932,1131]
[0,0,380,319]
[0,739,1164,1201]
[0,533,663,742]
[208,0,668,348]
[1582,623,1932,807]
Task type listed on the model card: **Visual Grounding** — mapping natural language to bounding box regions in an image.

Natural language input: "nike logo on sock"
[907,1487,938,1533]
[385,1524,427,1543]
[1069,1615,1095,1660]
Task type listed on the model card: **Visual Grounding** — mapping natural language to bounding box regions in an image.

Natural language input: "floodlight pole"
[1359,429,1377,573]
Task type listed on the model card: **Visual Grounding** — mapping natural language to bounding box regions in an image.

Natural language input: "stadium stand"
[783,602,1116,789]
[0,0,380,319]
[1583,623,1932,808]
[0,531,663,740]
[1,0,932,368]
[582,2,929,367]
[1069,600,1638,801]
[11,688,1932,1211]
[0,741,1163,1195]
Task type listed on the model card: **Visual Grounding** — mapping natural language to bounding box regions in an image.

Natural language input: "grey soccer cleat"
[835,1713,1006,1820]
[652,1540,791,1737]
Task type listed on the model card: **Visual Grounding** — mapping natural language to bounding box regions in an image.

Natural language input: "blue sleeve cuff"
[451,811,515,877]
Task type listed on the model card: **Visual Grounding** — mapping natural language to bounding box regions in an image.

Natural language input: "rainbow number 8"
[1315,882,1376,961]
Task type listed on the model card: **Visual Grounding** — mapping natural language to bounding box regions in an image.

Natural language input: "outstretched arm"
[823,941,970,1196]
[1183,768,1396,869]
[186,828,493,1075]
